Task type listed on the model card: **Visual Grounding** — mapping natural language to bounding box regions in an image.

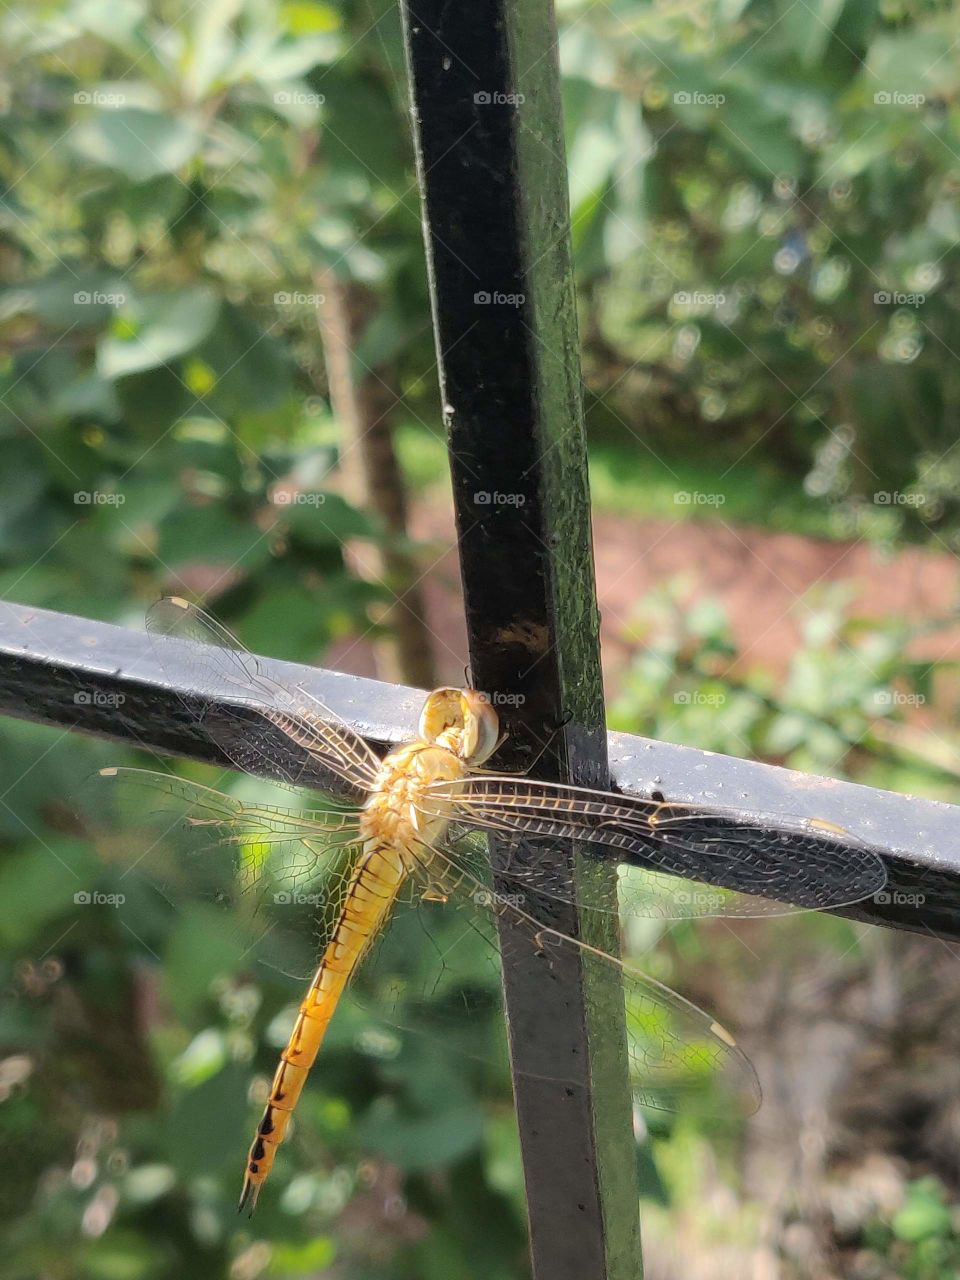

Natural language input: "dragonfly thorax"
[362,740,468,858]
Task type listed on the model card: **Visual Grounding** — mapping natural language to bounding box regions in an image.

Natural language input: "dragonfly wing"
[77,767,364,982]
[395,830,760,1118]
[424,777,886,913]
[616,865,794,920]
[329,874,512,1081]
[443,825,808,920]
[146,597,381,798]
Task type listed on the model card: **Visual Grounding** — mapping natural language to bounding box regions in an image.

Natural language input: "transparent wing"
[394,829,761,1117]
[145,597,382,798]
[76,769,757,1117]
[421,777,886,917]
[331,878,514,1084]
[76,766,364,981]
[77,768,515,1097]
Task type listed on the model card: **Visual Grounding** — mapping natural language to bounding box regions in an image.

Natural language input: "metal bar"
[0,600,407,800]
[1,600,959,940]
[398,6,637,1278]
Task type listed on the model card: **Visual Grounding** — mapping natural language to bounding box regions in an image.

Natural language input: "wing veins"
[146,598,381,796]
[400,830,759,1110]
[423,776,886,910]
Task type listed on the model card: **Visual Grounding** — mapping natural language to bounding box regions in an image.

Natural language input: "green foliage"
[611,581,960,791]
[0,1,517,1274]
[2,0,959,1276]
[566,0,960,546]
[863,1177,960,1279]
[0,0,428,626]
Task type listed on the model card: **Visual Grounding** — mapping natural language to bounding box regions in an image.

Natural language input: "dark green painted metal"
[399,3,642,1276]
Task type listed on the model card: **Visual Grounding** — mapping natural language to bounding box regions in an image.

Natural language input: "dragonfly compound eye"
[419,687,500,764]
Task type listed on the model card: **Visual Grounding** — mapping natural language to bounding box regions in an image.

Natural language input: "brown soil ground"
[328,502,960,694]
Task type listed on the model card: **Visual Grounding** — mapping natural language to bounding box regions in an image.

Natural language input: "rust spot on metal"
[494,621,550,654]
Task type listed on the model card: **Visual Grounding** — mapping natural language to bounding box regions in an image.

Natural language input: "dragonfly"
[81,598,887,1214]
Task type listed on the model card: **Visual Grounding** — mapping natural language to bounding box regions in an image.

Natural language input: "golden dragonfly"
[81,598,887,1213]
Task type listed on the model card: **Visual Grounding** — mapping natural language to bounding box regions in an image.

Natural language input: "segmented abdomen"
[238,842,407,1213]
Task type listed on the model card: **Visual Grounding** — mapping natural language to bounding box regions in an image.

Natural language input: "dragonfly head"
[419,687,500,765]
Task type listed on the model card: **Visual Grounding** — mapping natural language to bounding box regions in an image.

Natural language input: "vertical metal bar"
[400,5,642,1277]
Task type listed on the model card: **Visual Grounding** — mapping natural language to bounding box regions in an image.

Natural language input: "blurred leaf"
[98,290,221,379]
[637,1141,669,1206]
[892,1179,954,1242]
[70,0,148,44]
[252,34,340,80]
[165,1061,250,1176]
[155,503,273,576]
[195,305,293,414]
[122,1164,178,1205]
[359,1099,485,1171]
[74,1230,169,1280]
[173,1028,229,1085]
[865,31,960,97]
[231,580,354,658]
[281,2,339,35]
[268,1237,337,1274]
[280,491,375,545]
[163,905,247,1016]
[719,94,804,178]
[71,108,201,182]
[781,0,848,66]
[318,68,408,188]
[0,841,96,946]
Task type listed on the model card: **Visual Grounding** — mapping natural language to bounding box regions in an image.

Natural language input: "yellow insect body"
[238,693,498,1213]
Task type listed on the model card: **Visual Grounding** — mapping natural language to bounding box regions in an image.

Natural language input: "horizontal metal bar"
[0,599,958,938]
[0,600,414,791]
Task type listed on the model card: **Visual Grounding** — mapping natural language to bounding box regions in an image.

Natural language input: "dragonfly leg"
[420,883,449,903]
[473,709,574,777]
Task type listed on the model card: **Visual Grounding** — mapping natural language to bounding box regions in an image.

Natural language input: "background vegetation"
[1,0,959,1277]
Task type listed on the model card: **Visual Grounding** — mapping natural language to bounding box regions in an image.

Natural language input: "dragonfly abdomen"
[238,841,407,1213]
[238,740,467,1212]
